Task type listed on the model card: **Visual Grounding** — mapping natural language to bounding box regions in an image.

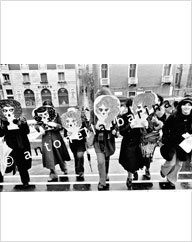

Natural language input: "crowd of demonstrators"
[0,90,191,191]
[33,100,70,182]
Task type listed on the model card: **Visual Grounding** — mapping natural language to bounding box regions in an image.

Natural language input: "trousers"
[161,153,183,184]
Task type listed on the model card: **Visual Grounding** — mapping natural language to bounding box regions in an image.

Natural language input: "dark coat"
[37,114,71,170]
[118,112,145,173]
[0,119,32,173]
[161,110,192,161]
[89,110,117,157]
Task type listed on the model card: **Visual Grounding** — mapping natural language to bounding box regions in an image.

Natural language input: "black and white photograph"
[1,1,191,242]
[0,64,192,192]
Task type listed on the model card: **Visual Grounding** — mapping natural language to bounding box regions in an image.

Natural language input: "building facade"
[0,64,78,118]
[91,64,192,101]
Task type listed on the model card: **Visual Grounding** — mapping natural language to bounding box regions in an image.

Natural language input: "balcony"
[58,80,67,84]
[40,81,48,84]
[3,81,11,85]
[128,77,138,86]
[161,75,173,84]
[23,81,31,85]
[100,78,109,86]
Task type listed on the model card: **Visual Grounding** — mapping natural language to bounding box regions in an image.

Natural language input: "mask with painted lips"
[37,110,50,124]
[2,106,15,123]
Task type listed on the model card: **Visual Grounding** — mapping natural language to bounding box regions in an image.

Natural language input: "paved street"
[0,138,192,192]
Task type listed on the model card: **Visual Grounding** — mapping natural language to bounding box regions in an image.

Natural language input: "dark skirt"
[119,138,144,173]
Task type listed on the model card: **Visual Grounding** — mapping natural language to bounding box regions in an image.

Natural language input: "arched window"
[58,88,69,105]
[24,89,35,107]
[41,88,52,103]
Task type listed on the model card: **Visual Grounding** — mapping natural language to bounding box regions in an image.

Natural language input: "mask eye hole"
[99,108,103,112]
[2,108,14,113]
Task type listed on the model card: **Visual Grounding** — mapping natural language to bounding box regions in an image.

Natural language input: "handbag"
[142,131,160,144]
[86,131,95,148]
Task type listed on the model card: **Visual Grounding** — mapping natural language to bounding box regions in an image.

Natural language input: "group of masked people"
[89,88,192,190]
[0,89,192,190]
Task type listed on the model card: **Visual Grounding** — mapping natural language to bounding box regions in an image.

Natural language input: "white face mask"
[66,117,77,129]
[37,110,49,124]
[181,103,192,115]
[2,106,15,122]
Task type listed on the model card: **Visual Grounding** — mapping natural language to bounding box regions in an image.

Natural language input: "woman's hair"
[124,98,133,114]
[33,106,56,122]
[95,87,112,98]
[42,100,54,107]
[157,94,164,106]
[125,98,133,108]
[173,101,179,108]
[0,99,22,119]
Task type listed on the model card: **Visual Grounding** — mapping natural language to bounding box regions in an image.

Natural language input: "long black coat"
[37,114,71,170]
[162,111,192,161]
[118,113,145,173]
[0,120,32,172]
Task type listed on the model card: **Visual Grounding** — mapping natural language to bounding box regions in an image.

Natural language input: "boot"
[48,170,58,182]
[143,168,151,180]
[133,172,138,181]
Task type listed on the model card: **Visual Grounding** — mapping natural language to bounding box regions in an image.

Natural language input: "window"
[8,64,20,70]
[2,74,10,81]
[175,64,183,88]
[101,64,108,78]
[41,88,52,103]
[6,89,13,95]
[47,64,56,70]
[65,64,75,69]
[128,91,136,97]
[58,72,65,81]
[58,88,69,105]
[24,89,35,106]
[40,73,48,83]
[7,96,14,100]
[29,64,38,70]
[129,64,137,78]
[22,73,30,83]
[163,64,172,76]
